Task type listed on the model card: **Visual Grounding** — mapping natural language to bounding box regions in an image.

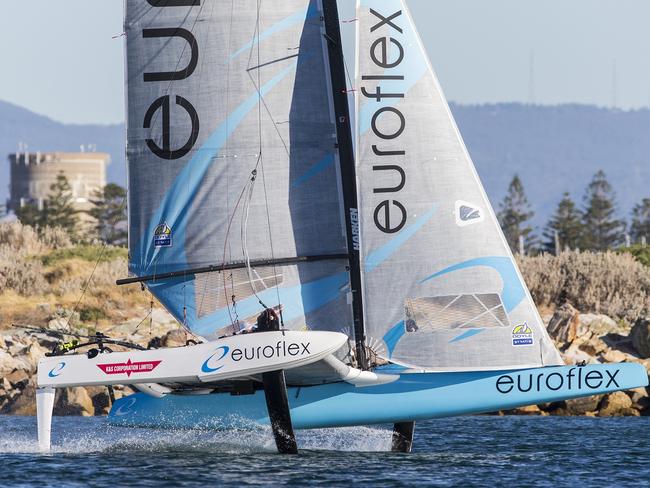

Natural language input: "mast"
[321,0,367,369]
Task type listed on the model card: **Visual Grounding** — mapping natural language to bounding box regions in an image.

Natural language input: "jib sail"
[355,0,562,369]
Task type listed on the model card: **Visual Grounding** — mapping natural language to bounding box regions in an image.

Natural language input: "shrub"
[620,245,650,268]
[40,245,127,266]
[0,222,45,255]
[79,306,108,323]
[517,251,650,323]
[39,226,73,250]
[0,244,49,295]
[0,222,72,254]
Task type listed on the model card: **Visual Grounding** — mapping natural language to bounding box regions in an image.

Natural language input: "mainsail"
[125,1,355,340]
[355,0,563,369]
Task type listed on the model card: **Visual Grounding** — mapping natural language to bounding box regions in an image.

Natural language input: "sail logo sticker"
[48,361,66,378]
[455,201,484,227]
[200,341,312,375]
[512,323,534,346]
[496,367,621,394]
[201,346,230,373]
[350,208,360,251]
[153,222,172,248]
[97,359,162,377]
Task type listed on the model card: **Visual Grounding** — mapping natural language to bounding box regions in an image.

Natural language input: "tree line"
[14,169,649,254]
[498,170,650,254]
[16,172,127,245]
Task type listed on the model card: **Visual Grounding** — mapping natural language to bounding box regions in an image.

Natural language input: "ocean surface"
[1,415,648,487]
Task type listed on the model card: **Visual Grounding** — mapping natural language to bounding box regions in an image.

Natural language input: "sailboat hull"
[108,363,648,429]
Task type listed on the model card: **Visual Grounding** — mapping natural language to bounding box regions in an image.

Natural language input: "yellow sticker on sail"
[512,323,534,346]
[153,222,172,248]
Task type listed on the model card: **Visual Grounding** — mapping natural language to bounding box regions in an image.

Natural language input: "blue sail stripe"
[136,62,298,276]
[291,154,335,188]
[449,329,485,343]
[358,0,427,135]
[419,257,526,313]
[230,4,319,60]
[148,272,349,336]
[383,320,405,358]
[364,206,437,273]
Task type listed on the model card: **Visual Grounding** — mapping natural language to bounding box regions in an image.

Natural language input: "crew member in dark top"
[256,308,281,332]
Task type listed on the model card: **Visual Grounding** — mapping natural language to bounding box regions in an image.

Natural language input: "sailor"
[256,307,280,332]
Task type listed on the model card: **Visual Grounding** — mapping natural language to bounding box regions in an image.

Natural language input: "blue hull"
[108,363,648,429]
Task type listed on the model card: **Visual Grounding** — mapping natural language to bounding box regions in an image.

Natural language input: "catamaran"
[35,0,648,454]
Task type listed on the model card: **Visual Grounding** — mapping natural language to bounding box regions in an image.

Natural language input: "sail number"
[361,8,407,234]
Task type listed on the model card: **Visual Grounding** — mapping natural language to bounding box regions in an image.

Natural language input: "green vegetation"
[581,170,626,251]
[89,183,127,245]
[498,174,536,254]
[505,170,648,255]
[14,176,127,246]
[41,173,79,237]
[518,250,650,322]
[543,192,585,253]
[79,306,109,323]
[40,245,127,266]
[0,222,148,329]
[620,244,650,268]
[630,198,650,243]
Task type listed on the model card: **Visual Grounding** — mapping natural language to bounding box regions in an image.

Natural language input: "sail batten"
[355,0,562,369]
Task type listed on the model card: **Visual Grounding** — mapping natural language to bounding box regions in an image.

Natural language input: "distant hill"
[0,100,124,206]
[1,100,649,229]
[451,103,650,229]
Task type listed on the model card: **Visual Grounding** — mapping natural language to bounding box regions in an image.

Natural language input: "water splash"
[0,417,391,455]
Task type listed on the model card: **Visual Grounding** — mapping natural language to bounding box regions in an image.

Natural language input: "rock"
[0,382,36,415]
[47,317,73,332]
[601,349,630,363]
[8,343,28,357]
[54,387,95,416]
[575,333,608,356]
[627,387,650,411]
[561,344,597,365]
[580,314,623,336]
[6,369,29,389]
[507,405,545,415]
[24,342,48,369]
[90,389,112,415]
[631,318,650,359]
[564,395,602,415]
[547,303,581,343]
[598,391,634,416]
[0,350,31,373]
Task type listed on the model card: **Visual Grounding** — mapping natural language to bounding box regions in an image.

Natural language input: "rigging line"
[241,165,268,308]
[131,307,152,336]
[248,75,291,160]
[340,39,355,102]
[254,0,283,321]
[64,244,109,331]
[221,173,254,327]
[195,0,221,320]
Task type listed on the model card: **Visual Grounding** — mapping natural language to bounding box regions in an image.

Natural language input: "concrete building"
[8,151,109,216]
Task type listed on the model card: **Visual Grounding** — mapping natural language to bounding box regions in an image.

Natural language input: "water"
[1,415,648,487]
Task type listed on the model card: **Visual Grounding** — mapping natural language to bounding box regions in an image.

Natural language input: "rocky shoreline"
[503,304,650,416]
[1,304,650,417]
[0,310,182,416]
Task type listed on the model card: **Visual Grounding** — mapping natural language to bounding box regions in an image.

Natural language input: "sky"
[1,0,650,125]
